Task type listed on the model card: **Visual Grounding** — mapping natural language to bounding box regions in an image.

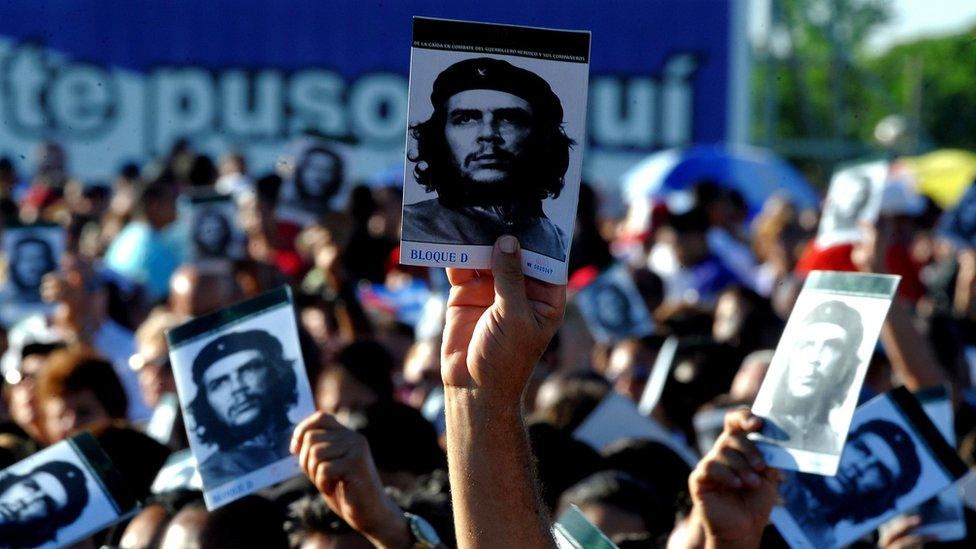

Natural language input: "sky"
[867,0,976,53]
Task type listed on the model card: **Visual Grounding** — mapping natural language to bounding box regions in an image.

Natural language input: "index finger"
[291,411,344,454]
[724,408,763,434]
[447,267,491,286]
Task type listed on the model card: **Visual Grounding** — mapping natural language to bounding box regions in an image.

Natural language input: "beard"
[435,155,543,215]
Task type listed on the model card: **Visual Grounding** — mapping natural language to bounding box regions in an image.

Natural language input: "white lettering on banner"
[0,41,701,178]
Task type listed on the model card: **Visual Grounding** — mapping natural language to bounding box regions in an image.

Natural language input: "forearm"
[445,387,554,549]
[881,298,950,390]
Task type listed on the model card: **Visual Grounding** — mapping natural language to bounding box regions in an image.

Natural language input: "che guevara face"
[444,89,533,186]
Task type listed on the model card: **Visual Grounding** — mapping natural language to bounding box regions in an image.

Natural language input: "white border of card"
[815,160,887,247]
[771,387,969,549]
[751,270,900,475]
[0,433,137,549]
[399,17,591,284]
[165,286,315,509]
[881,386,967,542]
[576,264,654,344]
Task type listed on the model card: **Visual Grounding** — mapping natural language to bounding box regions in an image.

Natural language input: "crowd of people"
[0,136,974,549]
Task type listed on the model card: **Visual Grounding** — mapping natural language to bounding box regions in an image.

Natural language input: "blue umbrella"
[622,144,820,216]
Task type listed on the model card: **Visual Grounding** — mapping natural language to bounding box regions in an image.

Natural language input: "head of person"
[188,330,298,450]
[132,309,182,409]
[36,348,128,443]
[295,146,344,204]
[193,208,232,256]
[133,176,178,230]
[9,236,56,294]
[3,341,66,442]
[286,493,373,549]
[315,340,394,423]
[803,419,920,523]
[660,207,711,267]
[168,261,243,318]
[558,470,669,541]
[409,57,573,209]
[785,300,863,406]
[196,495,289,549]
[605,338,660,404]
[0,460,88,547]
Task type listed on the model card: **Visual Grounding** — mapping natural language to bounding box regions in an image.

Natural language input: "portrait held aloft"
[166,286,315,509]
[188,329,298,490]
[2,225,65,303]
[575,264,654,344]
[400,17,590,284]
[184,191,244,260]
[403,57,573,260]
[772,388,969,549]
[815,161,886,246]
[751,270,900,475]
[0,433,137,549]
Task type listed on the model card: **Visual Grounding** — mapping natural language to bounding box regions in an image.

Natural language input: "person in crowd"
[131,309,180,411]
[104,175,181,302]
[36,347,129,442]
[2,341,65,445]
[315,339,395,424]
[168,261,244,318]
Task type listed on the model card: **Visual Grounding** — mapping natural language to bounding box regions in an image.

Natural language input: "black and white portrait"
[576,264,654,343]
[0,434,135,549]
[816,161,886,246]
[772,388,968,549]
[167,287,315,509]
[400,18,590,284]
[184,192,244,260]
[2,226,64,303]
[276,137,348,224]
[752,271,899,475]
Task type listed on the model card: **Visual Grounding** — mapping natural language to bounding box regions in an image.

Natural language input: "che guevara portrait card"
[399,17,591,284]
[771,387,968,549]
[0,432,137,549]
[165,286,315,509]
[751,270,900,475]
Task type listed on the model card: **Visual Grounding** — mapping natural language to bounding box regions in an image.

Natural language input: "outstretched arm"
[442,236,566,549]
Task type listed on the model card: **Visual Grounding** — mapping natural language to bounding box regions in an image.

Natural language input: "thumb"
[491,235,528,314]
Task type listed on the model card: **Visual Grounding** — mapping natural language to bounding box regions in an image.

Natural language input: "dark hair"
[199,495,289,549]
[842,419,921,521]
[9,236,56,292]
[38,348,128,420]
[192,208,232,256]
[335,340,395,401]
[0,460,89,546]
[294,146,344,203]
[559,470,672,539]
[358,401,446,476]
[188,330,298,449]
[408,64,573,208]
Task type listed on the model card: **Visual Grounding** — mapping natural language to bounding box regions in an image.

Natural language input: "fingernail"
[499,235,517,254]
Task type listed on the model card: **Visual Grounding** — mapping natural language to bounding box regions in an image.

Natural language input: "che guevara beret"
[801,300,863,349]
[191,329,284,383]
[430,57,563,125]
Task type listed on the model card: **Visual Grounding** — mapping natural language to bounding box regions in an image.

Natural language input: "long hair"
[188,330,299,450]
[408,107,574,209]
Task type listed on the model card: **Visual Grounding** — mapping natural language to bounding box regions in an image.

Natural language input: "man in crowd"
[402,58,574,261]
[187,329,300,490]
[760,300,864,453]
[0,460,89,547]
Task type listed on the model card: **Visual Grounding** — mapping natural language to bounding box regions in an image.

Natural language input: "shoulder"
[519,217,567,261]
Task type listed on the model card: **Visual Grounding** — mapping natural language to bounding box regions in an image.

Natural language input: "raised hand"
[441,235,566,403]
[689,409,781,549]
[291,411,409,549]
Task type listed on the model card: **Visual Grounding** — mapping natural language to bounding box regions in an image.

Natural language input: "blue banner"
[0,0,744,183]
